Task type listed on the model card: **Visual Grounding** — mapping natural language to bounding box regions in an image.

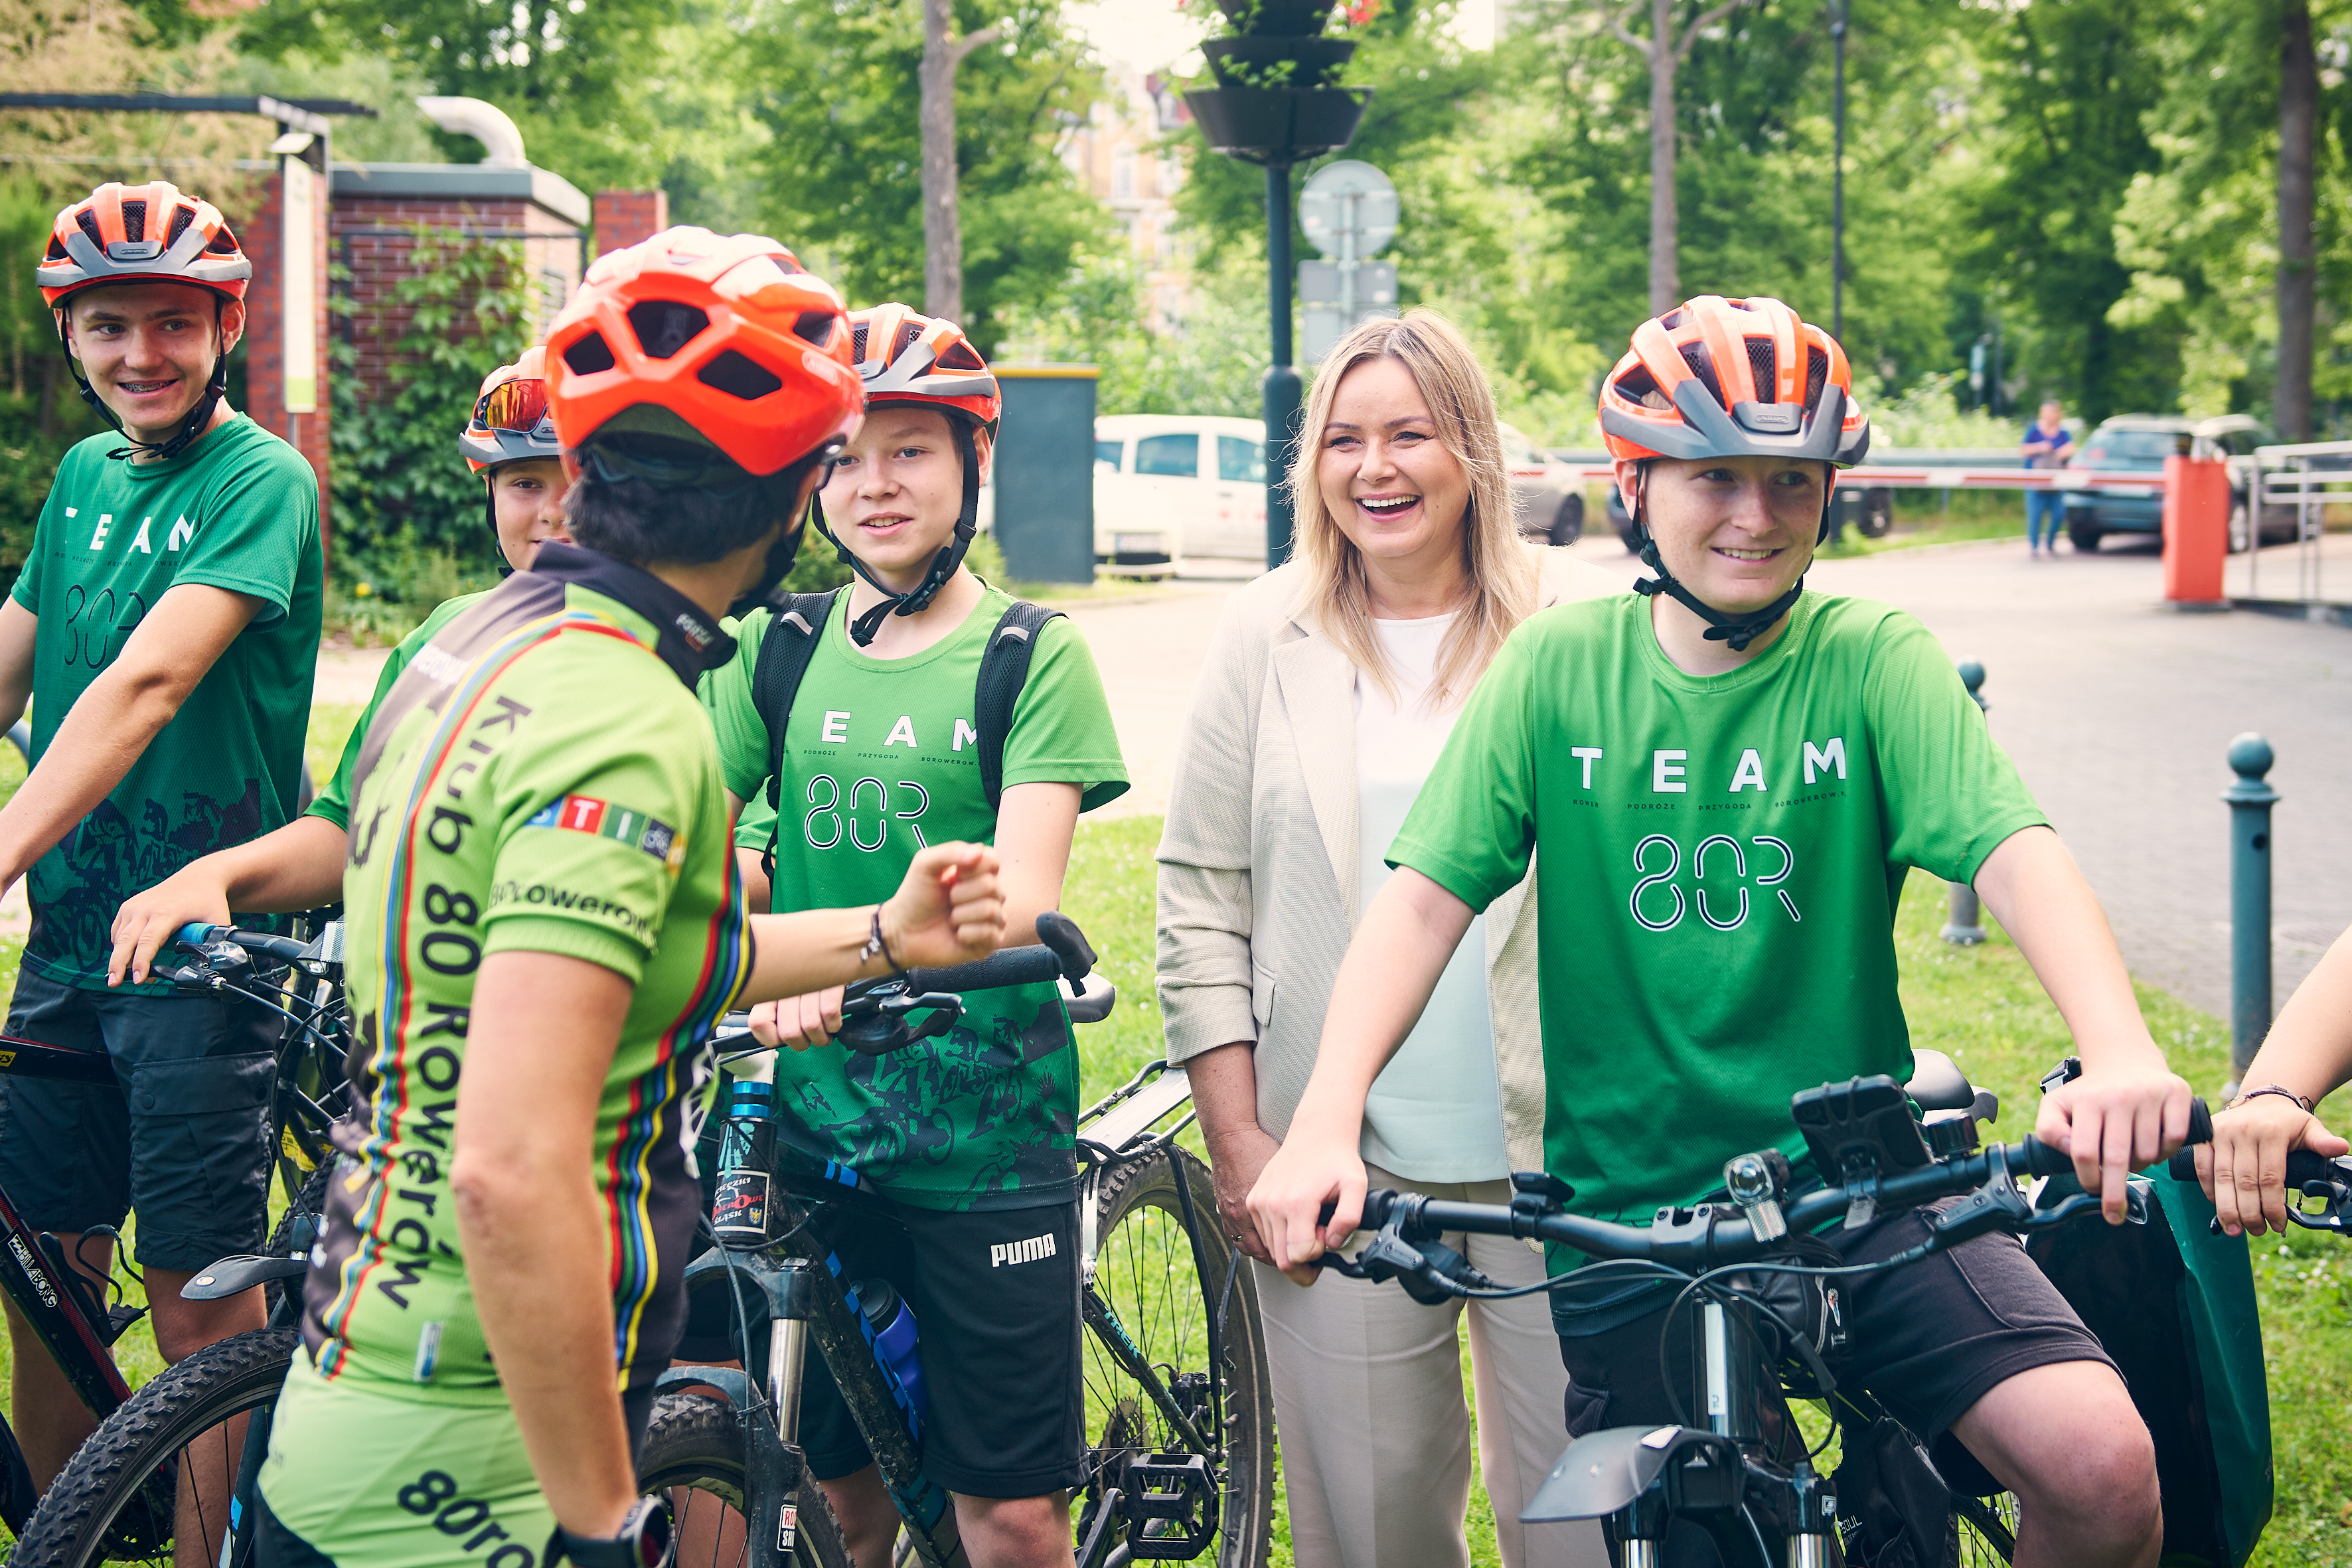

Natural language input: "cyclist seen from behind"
[0,180,321,1489]
[1249,296,2192,1568]
[107,347,574,977]
[704,303,1128,1567]
[249,228,1010,1568]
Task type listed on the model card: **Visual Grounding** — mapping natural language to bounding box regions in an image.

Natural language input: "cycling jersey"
[294,542,747,1397]
[703,583,1126,1210]
[305,593,483,830]
[10,416,321,991]
[1390,591,2045,1310]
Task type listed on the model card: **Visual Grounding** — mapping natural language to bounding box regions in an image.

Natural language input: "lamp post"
[1184,9,1369,570]
[1830,0,1848,340]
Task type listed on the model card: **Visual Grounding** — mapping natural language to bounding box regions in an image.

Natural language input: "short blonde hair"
[1291,309,1538,708]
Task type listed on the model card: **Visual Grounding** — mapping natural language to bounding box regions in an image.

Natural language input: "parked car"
[1093,414,1267,564]
[1499,422,1584,545]
[2061,413,2293,553]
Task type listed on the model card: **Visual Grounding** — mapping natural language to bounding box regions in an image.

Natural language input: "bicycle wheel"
[11,1328,297,1568]
[1081,1145,1275,1568]
[636,1390,853,1568]
[1953,1491,2018,1565]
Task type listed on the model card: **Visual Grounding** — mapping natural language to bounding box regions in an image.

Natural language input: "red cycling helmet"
[37,181,252,311]
[823,305,1001,647]
[1599,295,1869,467]
[543,226,860,478]
[1601,297,1873,652]
[461,346,560,474]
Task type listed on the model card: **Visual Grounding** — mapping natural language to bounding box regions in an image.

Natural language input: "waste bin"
[2162,454,2229,607]
[992,365,1098,585]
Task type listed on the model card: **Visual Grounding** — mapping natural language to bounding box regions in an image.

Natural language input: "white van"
[1094,414,1269,563]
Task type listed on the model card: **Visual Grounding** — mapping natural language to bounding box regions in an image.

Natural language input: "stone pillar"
[593,189,668,258]
[245,150,334,558]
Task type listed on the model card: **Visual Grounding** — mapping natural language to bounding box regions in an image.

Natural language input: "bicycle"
[639,910,1277,1568]
[8,920,353,1568]
[1307,1057,2273,1568]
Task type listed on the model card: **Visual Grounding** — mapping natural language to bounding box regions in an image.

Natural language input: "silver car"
[1501,423,1586,546]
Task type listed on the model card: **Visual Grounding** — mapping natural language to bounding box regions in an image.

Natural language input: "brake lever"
[2023,1179,2152,1232]
[1311,1220,1496,1306]
[2283,1172,2352,1234]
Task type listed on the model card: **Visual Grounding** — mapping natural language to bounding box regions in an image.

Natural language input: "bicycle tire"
[262,1162,333,1320]
[1081,1144,1275,1568]
[636,1390,853,1568]
[11,1327,298,1568]
[1953,1491,2018,1565]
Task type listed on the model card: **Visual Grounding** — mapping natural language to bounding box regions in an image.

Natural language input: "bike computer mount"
[1791,1076,1934,1228]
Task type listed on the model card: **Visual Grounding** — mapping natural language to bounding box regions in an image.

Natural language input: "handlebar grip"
[176,923,221,950]
[2166,1098,2217,1182]
[896,944,1063,997]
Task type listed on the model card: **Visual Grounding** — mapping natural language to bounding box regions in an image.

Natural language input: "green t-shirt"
[1391,592,2047,1269]
[305,546,747,1396]
[11,416,322,991]
[305,593,483,831]
[703,583,1128,1211]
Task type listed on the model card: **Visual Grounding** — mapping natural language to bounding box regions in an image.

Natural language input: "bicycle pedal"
[1119,1451,1218,1560]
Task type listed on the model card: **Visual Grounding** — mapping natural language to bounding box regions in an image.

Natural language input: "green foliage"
[0,175,111,597]
[994,249,1278,419]
[734,0,1109,353]
[329,228,535,586]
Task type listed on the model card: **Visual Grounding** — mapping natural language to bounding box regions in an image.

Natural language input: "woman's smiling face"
[1315,354,1472,573]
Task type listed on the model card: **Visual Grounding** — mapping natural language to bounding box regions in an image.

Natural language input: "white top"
[1354,611,1506,1182]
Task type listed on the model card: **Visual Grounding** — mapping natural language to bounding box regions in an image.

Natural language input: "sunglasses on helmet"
[476,377,554,438]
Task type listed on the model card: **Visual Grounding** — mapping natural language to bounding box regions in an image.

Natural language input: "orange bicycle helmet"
[822,304,1002,646]
[1602,297,1872,651]
[544,226,860,478]
[39,181,253,462]
[37,181,251,310]
[1599,295,1869,468]
[460,347,560,473]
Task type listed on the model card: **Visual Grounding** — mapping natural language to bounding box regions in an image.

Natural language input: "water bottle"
[710,1070,778,1245]
[853,1279,931,1437]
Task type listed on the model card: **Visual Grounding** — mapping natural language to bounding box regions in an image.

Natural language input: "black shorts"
[0,967,276,1271]
[1558,1200,2117,1456]
[795,1195,1084,1499]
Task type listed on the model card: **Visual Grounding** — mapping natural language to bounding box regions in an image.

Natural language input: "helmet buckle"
[1732,400,1802,435]
[105,240,165,263]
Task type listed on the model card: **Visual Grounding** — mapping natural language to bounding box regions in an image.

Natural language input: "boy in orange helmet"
[1252,297,2187,1568]
[0,180,321,1488]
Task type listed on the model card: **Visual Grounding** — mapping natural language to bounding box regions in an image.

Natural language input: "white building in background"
[1059,62,1194,332]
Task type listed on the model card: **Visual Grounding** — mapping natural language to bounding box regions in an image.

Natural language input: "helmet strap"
[728,459,827,619]
[1626,467,1806,655]
[831,418,983,648]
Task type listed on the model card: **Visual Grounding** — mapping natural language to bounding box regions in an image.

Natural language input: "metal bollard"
[2225,733,2278,1078]
[1941,660,1990,945]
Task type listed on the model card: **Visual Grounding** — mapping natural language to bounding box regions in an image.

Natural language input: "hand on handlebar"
[878,843,1006,971]
[2032,1056,2195,1224]
[107,864,233,988]
[748,988,847,1053]
[2194,1096,2351,1237]
[1245,1132,1366,1288]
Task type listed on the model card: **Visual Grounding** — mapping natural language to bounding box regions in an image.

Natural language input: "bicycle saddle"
[1905,1050,1975,1113]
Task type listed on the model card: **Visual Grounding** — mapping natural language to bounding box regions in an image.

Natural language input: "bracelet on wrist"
[858,905,903,975]
[2228,1084,2316,1115]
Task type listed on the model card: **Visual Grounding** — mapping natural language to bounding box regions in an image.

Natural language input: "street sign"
[1296,160,1400,363]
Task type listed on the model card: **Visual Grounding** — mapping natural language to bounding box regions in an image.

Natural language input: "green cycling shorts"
[256,1352,654,1568]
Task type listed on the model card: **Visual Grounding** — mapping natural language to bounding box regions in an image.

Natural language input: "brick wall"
[242,160,333,552]
[592,189,668,256]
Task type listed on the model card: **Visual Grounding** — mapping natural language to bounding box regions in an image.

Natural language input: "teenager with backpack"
[701,304,1128,1567]
[104,347,573,980]
[1249,296,2191,1568]
[0,180,321,1492]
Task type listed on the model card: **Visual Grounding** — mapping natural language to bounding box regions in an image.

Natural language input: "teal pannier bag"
[2025,1167,2270,1567]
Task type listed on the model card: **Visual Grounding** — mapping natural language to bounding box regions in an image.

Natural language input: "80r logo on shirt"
[1628,832,1803,933]
[804,773,930,852]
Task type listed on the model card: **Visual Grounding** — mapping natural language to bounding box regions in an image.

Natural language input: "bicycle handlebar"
[175,923,315,965]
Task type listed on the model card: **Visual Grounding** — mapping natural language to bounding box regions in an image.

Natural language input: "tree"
[920,0,1000,321]
[1599,0,1748,313]
[2278,0,2317,439]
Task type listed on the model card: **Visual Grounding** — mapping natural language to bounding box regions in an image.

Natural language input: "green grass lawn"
[0,763,2344,1561]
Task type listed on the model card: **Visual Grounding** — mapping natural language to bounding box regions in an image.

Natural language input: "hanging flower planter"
[1203,36,1356,89]
[1212,0,1338,36]
[1184,82,1368,163]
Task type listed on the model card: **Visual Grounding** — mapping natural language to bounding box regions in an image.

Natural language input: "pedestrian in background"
[2021,398,2075,557]
[1156,309,1617,1568]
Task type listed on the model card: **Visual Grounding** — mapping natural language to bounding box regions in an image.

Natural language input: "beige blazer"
[1154,546,1624,1172]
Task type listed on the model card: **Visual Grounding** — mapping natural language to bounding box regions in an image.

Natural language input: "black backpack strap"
[748,591,839,879]
[975,600,1065,813]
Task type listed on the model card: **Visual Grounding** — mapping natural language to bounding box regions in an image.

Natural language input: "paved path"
[1077,531,2350,1024]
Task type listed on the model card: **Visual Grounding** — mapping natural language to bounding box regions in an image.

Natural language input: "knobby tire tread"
[12,1328,299,1568]
[637,1391,854,1568]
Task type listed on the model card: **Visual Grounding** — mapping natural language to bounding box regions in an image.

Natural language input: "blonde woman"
[1156,311,1617,1568]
